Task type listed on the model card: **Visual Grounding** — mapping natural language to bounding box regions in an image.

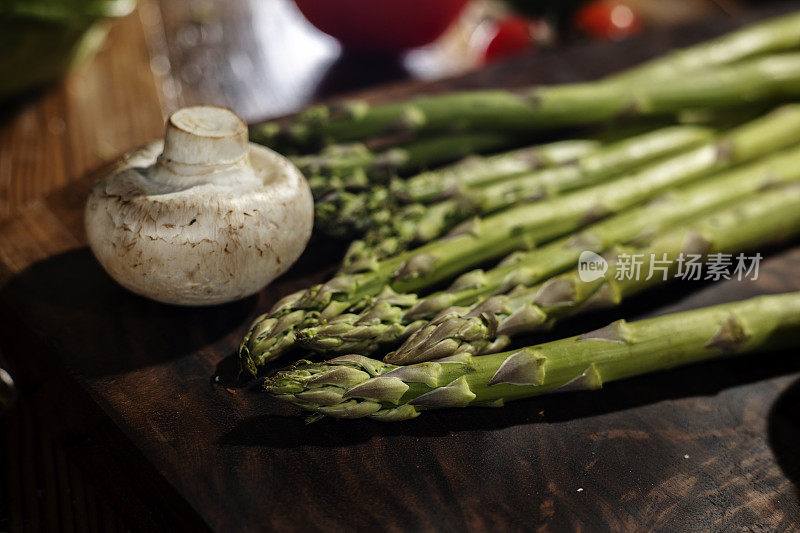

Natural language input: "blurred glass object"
[0,0,136,102]
[249,0,340,117]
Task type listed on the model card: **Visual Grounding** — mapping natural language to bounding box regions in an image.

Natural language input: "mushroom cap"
[85,106,314,306]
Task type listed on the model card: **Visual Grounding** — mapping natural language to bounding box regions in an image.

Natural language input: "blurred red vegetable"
[575,0,642,40]
[483,16,534,64]
[294,0,471,53]
[482,16,554,65]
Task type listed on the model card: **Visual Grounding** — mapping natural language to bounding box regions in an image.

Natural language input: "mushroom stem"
[155,106,253,180]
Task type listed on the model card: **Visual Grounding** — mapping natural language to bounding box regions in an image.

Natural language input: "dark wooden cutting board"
[2,10,800,532]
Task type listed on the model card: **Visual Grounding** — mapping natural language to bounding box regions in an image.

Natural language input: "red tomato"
[294,0,472,53]
[483,16,535,64]
[575,0,642,41]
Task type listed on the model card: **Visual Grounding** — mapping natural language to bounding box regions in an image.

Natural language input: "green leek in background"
[0,0,136,101]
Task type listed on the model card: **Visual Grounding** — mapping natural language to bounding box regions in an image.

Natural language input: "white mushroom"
[85,105,314,306]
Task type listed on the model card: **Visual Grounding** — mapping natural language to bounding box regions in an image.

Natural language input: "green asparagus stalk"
[390,185,800,363]
[265,292,800,421]
[294,144,800,356]
[239,106,800,373]
[609,11,800,83]
[315,138,602,238]
[333,112,760,266]
[299,132,525,198]
[253,54,800,150]
[254,13,800,151]
[340,124,716,273]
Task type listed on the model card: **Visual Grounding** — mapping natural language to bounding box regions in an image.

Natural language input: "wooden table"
[2,2,799,531]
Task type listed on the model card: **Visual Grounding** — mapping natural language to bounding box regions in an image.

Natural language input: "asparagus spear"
[316,138,602,238]
[333,112,761,266]
[391,185,800,363]
[254,13,800,151]
[321,123,666,231]
[265,291,800,421]
[295,144,800,356]
[610,11,800,83]
[340,124,716,272]
[256,12,800,150]
[392,139,603,202]
[239,105,800,373]
[299,132,525,198]
[253,54,800,150]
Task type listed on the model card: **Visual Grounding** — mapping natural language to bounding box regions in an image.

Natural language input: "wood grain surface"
[2,3,800,532]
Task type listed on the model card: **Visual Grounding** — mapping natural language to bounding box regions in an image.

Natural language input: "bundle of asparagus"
[321,130,659,248]
[390,185,800,363]
[257,52,800,242]
[248,13,800,250]
[315,138,602,238]
[264,292,800,421]
[338,124,716,273]
[246,12,800,424]
[261,15,800,258]
[297,132,526,199]
[295,145,800,357]
[240,106,800,374]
